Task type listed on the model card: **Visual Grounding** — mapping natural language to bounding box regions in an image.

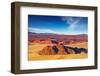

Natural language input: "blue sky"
[28,15,88,35]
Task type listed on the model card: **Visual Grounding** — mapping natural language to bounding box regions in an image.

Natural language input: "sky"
[28,15,88,35]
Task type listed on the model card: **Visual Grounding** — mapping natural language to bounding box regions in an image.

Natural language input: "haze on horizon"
[28,15,88,35]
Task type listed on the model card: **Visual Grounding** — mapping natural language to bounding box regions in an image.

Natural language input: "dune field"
[28,42,88,61]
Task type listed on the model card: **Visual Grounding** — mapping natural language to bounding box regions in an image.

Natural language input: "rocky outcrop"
[38,44,87,55]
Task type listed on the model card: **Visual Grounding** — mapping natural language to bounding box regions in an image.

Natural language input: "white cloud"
[61,17,81,30]
[28,27,58,34]
[28,27,85,35]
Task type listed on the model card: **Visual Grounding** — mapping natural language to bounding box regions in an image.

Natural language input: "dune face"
[38,44,87,55]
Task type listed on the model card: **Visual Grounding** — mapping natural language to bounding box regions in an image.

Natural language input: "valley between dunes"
[28,42,88,61]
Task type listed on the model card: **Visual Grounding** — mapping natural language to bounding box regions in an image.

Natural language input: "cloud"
[28,27,58,34]
[61,17,81,30]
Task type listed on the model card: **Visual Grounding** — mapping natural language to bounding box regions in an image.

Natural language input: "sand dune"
[28,42,88,61]
[66,42,88,49]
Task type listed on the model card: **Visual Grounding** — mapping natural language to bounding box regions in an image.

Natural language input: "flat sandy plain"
[28,42,88,61]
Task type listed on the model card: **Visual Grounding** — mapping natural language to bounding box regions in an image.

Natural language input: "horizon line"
[28,31,88,35]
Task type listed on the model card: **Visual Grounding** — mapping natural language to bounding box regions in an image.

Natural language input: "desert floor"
[28,42,88,61]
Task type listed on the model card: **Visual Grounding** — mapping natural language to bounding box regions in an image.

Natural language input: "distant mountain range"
[28,32,88,43]
[28,32,87,36]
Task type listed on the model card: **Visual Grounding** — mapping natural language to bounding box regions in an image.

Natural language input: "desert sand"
[28,42,88,61]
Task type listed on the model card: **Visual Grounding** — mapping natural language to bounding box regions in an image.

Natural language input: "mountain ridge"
[28,32,88,36]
